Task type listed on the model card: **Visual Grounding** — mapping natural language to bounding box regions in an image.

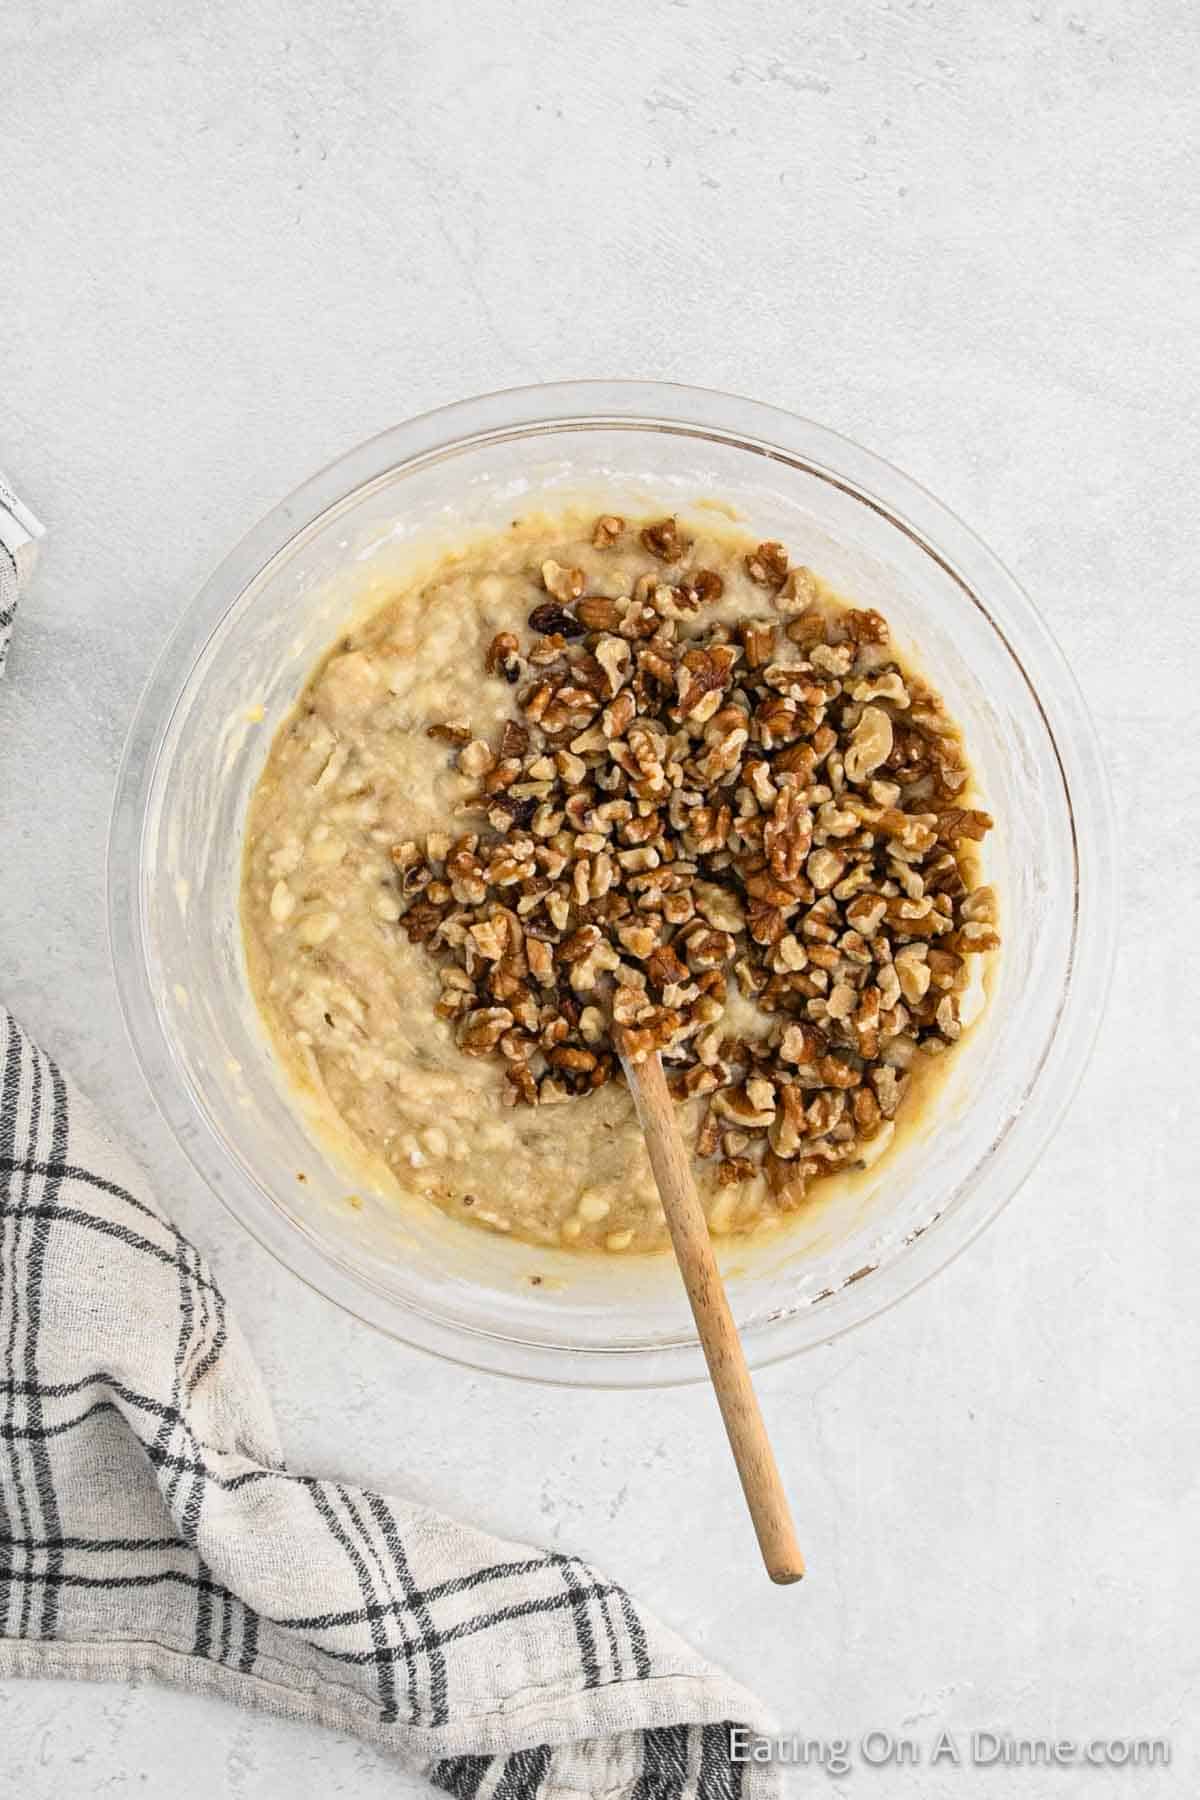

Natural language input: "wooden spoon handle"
[620,1042,804,1584]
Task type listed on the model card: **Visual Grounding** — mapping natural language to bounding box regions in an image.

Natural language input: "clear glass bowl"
[108,381,1116,1385]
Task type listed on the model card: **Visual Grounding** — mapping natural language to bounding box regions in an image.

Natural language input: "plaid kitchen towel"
[0,506,776,1799]
[0,530,18,675]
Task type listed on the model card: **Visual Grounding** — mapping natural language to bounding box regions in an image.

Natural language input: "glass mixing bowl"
[108,381,1116,1385]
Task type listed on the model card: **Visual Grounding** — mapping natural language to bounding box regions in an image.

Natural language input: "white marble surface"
[2,1,1197,1793]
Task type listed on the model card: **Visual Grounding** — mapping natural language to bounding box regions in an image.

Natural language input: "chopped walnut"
[692,569,725,603]
[458,739,496,779]
[541,560,585,603]
[592,514,625,549]
[844,705,894,783]
[485,633,522,683]
[745,541,789,588]
[427,720,472,746]
[776,565,819,613]
[393,514,998,1196]
[640,517,688,562]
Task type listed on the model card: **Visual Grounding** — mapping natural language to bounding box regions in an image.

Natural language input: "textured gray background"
[1,1,1197,1794]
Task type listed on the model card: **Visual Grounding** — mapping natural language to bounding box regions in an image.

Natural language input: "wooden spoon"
[617,1031,804,1584]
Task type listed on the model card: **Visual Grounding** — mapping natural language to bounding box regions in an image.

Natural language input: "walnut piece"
[745,541,789,588]
[541,560,585,603]
[592,514,625,549]
[640,517,688,562]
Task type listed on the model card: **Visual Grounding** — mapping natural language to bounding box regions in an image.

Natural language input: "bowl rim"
[107,378,1118,1386]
